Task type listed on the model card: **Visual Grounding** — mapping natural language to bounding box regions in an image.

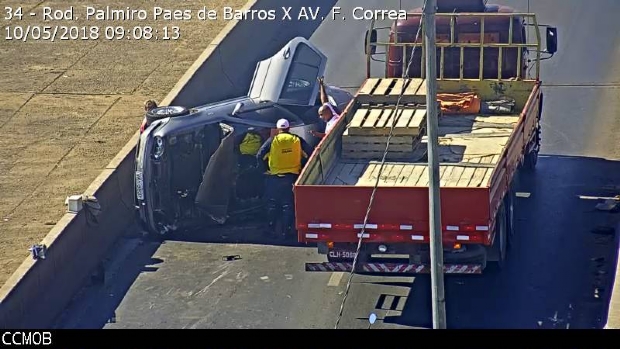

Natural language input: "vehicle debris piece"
[595,196,620,211]
[222,255,241,261]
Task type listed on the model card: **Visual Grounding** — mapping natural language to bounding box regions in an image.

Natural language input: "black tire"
[505,187,516,250]
[491,203,508,269]
[146,106,190,125]
[523,93,543,171]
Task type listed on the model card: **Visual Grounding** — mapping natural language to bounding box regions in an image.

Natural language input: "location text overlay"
[3,5,407,42]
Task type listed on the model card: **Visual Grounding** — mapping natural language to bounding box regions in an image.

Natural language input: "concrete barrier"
[0,0,337,328]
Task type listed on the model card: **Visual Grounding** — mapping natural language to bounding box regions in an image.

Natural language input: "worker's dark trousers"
[264,173,298,231]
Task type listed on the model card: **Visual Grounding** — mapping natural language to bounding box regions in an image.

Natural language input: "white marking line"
[327,272,345,287]
[516,192,531,198]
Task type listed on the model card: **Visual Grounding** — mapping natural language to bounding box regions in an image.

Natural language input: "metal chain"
[334,0,430,329]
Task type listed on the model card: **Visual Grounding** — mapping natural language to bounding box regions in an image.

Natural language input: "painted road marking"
[327,272,344,287]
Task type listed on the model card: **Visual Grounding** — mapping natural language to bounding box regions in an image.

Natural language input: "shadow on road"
[368,154,620,329]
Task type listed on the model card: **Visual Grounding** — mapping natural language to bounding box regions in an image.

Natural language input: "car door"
[248,37,327,106]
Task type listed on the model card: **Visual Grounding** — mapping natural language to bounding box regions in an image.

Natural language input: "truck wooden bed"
[299,78,532,191]
[322,113,518,188]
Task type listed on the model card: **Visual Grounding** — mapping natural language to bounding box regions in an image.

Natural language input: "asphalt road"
[56,0,620,329]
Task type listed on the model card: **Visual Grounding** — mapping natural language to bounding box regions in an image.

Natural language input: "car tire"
[146,106,190,125]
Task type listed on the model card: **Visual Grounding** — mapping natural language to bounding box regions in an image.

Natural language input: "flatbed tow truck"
[294,0,558,275]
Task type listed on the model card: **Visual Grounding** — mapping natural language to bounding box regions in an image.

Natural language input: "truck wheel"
[490,203,508,269]
[523,93,543,171]
[146,106,190,125]
[505,187,516,250]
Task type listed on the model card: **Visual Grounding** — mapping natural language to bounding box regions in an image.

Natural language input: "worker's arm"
[318,76,329,105]
[299,136,314,158]
[310,130,326,138]
[255,136,273,171]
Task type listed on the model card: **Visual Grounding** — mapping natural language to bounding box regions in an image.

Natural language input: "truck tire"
[146,106,190,125]
[490,202,508,269]
[505,187,516,250]
[523,93,543,171]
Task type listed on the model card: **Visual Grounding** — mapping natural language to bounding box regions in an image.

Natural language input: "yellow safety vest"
[267,133,303,175]
[239,132,262,155]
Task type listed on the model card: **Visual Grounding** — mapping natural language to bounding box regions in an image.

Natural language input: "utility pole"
[423,0,447,329]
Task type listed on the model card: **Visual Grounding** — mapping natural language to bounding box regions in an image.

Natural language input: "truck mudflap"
[305,262,483,274]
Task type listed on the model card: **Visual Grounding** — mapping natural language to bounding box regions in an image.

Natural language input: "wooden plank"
[480,155,495,164]
[384,108,398,129]
[408,109,427,129]
[350,163,368,183]
[342,151,415,160]
[469,167,488,187]
[334,163,356,185]
[389,79,408,96]
[356,163,376,186]
[324,163,344,185]
[361,108,383,128]
[404,79,424,95]
[374,79,394,96]
[415,166,429,186]
[349,108,369,128]
[368,162,384,184]
[445,166,465,187]
[390,164,406,186]
[439,166,453,187]
[342,132,413,145]
[359,78,380,95]
[481,167,494,187]
[405,165,425,186]
[376,109,393,128]
[456,166,476,187]
[395,109,415,128]
[342,142,413,152]
[396,164,415,186]
[379,164,399,186]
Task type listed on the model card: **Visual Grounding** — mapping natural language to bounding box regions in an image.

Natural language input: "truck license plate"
[328,250,357,259]
[135,171,144,200]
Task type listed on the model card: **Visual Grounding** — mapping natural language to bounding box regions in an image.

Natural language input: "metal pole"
[423,0,447,329]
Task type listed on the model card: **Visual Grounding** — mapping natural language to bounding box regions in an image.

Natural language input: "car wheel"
[146,106,190,125]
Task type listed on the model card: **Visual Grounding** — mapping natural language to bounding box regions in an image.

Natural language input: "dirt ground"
[0,0,247,286]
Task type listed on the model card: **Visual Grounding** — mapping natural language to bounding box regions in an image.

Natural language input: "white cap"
[276,118,290,129]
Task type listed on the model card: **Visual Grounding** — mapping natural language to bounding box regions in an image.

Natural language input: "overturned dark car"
[134,37,352,236]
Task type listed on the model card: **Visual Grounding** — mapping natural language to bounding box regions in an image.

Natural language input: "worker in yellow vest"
[256,119,313,235]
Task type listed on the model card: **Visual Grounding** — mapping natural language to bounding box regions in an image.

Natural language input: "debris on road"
[595,196,620,211]
[222,255,241,261]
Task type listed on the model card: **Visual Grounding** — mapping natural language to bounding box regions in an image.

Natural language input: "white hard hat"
[276,118,290,129]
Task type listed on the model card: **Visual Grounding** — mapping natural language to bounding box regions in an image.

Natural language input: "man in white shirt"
[310,77,341,139]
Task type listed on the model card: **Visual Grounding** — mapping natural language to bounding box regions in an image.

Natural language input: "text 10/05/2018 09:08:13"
[4,25,181,42]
